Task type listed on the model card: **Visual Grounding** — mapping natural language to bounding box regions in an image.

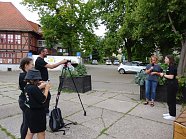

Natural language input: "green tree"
[98,0,186,75]
[97,0,152,62]
[22,0,98,55]
[132,0,186,76]
[97,0,135,60]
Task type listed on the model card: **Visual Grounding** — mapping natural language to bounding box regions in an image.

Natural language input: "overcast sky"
[1,0,39,23]
[1,0,105,36]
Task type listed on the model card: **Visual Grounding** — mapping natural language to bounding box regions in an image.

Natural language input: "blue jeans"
[145,80,158,101]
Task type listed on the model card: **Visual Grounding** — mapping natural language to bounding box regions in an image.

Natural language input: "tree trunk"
[178,39,186,76]
[168,13,186,76]
[125,38,133,62]
[68,41,72,56]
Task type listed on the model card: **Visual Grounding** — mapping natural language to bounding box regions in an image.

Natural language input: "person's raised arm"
[45,59,68,69]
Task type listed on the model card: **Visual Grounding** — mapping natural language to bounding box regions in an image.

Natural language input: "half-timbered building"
[0,2,43,67]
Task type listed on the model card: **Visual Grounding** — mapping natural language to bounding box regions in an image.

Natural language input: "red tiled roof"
[28,21,42,34]
[0,2,40,33]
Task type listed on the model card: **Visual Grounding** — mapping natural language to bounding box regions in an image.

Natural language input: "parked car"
[118,61,147,74]
[113,60,120,65]
[92,59,98,65]
[105,60,112,65]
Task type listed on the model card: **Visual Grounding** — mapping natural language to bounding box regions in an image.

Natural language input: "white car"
[105,60,112,65]
[92,59,98,65]
[113,60,120,65]
[118,61,147,74]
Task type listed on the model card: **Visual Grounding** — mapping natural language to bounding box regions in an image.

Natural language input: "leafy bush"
[63,64,87,77]
[177,76,186,103]
[135,70,147,86]
[75,64,87,76]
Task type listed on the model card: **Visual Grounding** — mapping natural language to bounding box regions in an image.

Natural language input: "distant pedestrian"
[35,47,68,114]
[144,55,162,107]
[160,55,178,120]
[19,57,34,139]
[24,69,50,139]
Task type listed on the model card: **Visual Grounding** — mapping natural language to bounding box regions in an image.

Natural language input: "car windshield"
[122,61,148,66]
[138,63,148,66]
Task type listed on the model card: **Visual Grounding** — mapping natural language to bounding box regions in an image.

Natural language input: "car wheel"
[119,69,125,74]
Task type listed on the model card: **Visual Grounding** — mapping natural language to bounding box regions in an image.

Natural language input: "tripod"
[57,63,87,116]
[50,63,86,134]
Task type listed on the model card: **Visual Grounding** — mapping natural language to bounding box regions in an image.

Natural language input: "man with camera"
[35,47,68,114]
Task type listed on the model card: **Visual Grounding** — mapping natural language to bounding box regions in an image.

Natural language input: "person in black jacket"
[160,55,178,120]
[35,47,67,114]
[19,57,34,139]
[24,69,50,139]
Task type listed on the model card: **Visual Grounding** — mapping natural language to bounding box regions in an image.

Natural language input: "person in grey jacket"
[144,55,162,107]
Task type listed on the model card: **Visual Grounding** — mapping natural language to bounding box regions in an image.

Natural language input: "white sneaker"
[163,113,170,117]
[163,115,175,120]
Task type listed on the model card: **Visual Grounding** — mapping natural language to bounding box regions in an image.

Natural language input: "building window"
[8,59,12,63]
[5,53,9,57]
[0,34,6,43]
[15,34,21,44]
[38,40,46,47]
[8,34,14,44]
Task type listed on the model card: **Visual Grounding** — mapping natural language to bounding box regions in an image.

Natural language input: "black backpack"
[49,107,65,132]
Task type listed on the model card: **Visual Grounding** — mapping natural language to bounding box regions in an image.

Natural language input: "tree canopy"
[97,0,186,75]
[22,0,186,75]
[22,0,99,56]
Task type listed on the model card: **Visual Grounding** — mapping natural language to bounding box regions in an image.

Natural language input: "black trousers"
[18,93,28,139]
[166,79,178,117]
[20,111,28,139]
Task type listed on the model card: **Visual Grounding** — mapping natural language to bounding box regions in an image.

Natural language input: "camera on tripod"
[66,60,71,63]
[64,60,71,67]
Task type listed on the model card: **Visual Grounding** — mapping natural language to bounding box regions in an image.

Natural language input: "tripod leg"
[67,67,86,116]
[58,67,67,92]
[56,67,68,107]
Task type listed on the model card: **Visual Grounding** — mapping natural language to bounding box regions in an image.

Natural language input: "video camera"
[64,60,71,67]
[66,60,71,63]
